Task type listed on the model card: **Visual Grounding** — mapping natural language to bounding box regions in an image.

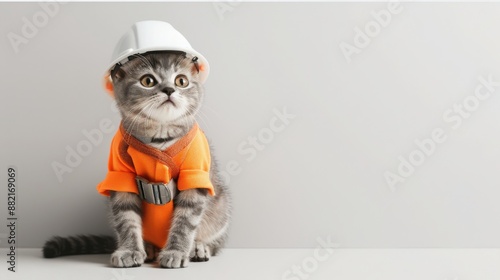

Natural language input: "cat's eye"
[175,75,189,88]
[140,75,157,88]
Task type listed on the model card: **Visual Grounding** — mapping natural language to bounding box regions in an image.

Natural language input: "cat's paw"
[145,242,160,263]
[158,249,189,269]
[190,242,211,262]
[111,249,146,268]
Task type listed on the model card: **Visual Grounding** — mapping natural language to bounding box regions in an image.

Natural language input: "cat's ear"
[103,75,114,97]
[111,66,126,80]
[104,65,126,97]
[190,56,205,78]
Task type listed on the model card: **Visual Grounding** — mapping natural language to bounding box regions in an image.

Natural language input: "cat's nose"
[162,87,175,96]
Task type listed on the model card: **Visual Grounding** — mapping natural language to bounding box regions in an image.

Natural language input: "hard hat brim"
[105,47,210,84]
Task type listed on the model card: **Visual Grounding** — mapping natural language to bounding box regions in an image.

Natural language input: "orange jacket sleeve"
[177,130,215,196]
[96,132,138,196]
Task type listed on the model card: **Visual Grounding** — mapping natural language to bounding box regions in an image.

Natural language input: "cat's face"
[111,51,204,124]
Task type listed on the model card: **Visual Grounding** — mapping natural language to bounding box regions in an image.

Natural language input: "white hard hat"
[106,20,210,83]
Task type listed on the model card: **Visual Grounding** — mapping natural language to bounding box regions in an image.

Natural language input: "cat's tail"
[42,235,116,258]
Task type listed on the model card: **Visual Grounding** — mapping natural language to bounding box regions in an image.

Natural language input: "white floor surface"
[1,248,499,280]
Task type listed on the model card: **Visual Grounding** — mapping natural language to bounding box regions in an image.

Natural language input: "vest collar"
[119,122,199,158]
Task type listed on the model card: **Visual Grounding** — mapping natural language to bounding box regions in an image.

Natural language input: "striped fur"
[42,235,116,258]
[109,192,146,267]
[43,52,232,269]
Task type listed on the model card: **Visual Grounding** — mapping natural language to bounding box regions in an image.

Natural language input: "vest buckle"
[135,176,177,205]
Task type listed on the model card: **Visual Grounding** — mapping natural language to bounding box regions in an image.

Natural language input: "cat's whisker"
[125,99,157,142]
[196,109,211,129]
[194,111,210,130]
[203,104,224,119]
[143,100,158,137]
[126,103,150,135]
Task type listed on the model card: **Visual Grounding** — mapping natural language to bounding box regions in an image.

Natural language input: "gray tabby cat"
[43,51,231,269]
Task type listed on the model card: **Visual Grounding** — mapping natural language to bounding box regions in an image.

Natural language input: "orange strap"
[119,123,199,179]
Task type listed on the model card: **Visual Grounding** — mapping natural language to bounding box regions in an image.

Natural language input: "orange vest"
[97,123,215,248]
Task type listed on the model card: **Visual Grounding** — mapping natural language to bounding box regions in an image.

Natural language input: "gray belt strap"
[135,176,177,205]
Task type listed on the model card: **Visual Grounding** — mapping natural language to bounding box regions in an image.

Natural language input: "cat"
[43,51,231,269]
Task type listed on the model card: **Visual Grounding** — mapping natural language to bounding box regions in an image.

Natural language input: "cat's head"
[110,51,204,125]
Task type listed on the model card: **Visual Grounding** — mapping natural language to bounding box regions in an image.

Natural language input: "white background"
[1,2,500,248]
